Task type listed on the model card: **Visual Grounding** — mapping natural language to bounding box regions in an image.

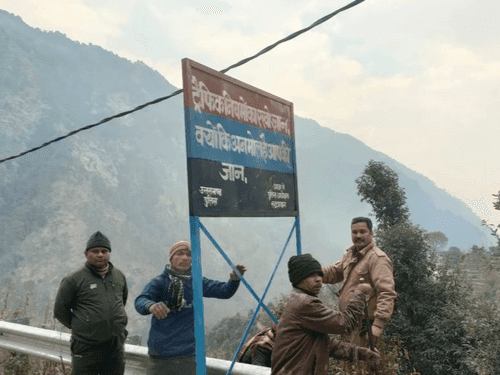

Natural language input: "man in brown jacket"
[322,217,397,348]
[237,323,277,367]
[271,253,379,375]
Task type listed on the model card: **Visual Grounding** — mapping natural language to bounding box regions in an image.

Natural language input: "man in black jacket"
[54,231,128,375]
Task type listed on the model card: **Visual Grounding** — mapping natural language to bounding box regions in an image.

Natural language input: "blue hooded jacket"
[134,267,240,358]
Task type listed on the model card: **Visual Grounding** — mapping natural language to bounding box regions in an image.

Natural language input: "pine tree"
[356,160,473,375]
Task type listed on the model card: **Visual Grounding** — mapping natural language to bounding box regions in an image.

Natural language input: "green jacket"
[54,261,128,344]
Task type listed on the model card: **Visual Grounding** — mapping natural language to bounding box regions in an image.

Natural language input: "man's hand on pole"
[230,264,247,280]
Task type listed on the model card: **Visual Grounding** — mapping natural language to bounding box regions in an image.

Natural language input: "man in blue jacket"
[135,240,246,375]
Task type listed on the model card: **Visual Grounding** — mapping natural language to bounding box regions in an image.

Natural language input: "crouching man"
[134,240,247,375]
[237,322,278,367]
[271,253,379,375]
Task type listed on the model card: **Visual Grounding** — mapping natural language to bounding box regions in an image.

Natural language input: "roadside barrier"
[0,321,270,375]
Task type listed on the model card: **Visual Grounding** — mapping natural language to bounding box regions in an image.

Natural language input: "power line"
[219,0,365,74]
[0,89,183,165]
[0,0,365,165]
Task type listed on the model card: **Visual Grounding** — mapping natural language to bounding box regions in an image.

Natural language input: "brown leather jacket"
[322,242,397,331]
[237,323,277,362]
[271,288,366,375]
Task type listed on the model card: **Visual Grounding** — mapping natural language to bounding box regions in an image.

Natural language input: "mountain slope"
[0,10,490,332]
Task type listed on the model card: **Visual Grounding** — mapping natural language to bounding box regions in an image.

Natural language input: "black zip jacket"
[54,261,128,344]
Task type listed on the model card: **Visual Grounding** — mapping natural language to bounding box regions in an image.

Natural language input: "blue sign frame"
[182,58,302,375]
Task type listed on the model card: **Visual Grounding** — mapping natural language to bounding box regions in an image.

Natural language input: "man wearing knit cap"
[271,253,380,375]
[54,231,128,375]
[135,240,247,375]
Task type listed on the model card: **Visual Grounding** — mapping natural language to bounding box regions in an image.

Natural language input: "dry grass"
[329,338,421,375]
[0,350,71,375]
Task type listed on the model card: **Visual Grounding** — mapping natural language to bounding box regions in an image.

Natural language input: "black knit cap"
[86,231,111,252]
[288,253,323,286]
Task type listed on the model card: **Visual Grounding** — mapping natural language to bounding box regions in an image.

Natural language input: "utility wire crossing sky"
[0,0,364,164]
[1,0,499,228]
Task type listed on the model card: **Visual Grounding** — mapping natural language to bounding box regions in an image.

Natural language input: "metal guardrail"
[0,321,271,375]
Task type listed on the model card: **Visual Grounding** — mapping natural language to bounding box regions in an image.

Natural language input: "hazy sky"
[1,0,499,225]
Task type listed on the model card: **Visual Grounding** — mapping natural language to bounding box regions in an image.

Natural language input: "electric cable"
[0,0,365,165]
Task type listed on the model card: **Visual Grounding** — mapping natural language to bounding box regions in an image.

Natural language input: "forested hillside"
[0,8,493,344]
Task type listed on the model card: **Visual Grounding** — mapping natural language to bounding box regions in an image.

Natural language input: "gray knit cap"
[86,231,111,251]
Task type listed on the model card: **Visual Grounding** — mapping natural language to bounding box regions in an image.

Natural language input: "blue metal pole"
[295,215,302,255]
[225,219,297,375]
[190,215,206,375]
[226,300,265,375]
[198,220,277,322]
